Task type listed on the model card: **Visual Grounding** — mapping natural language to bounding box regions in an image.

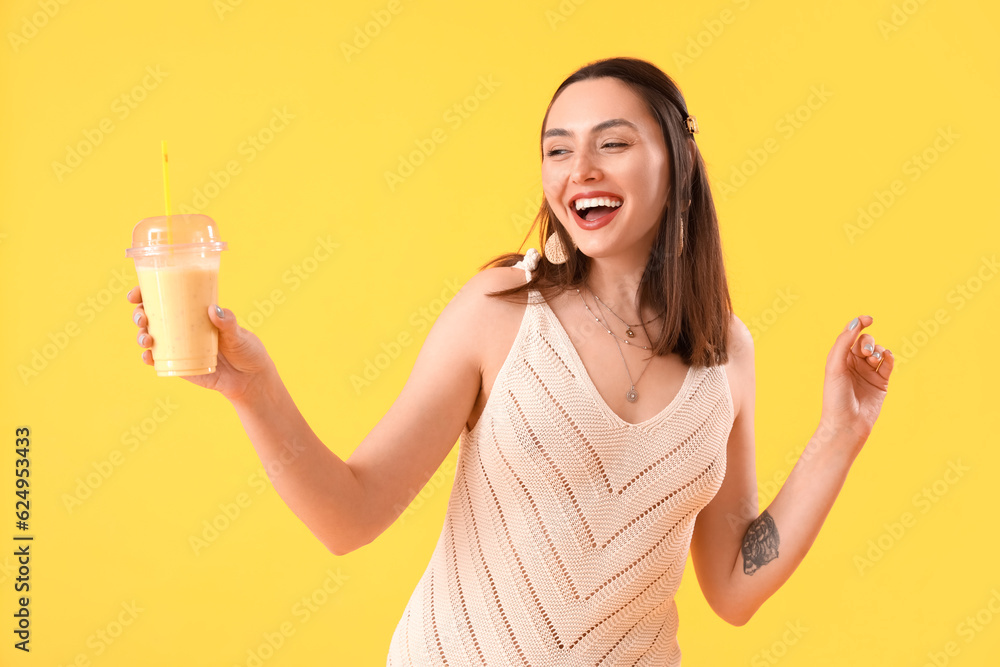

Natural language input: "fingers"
[132,304,146,328]
[872,346,894,378]
[851,332,876,360]
[208,304,237,336]
[827,315,874,375]
[864,342,883,367]
[128,287,153,352]
[135,298,153,366]
[128,286,153,366]
[843,316,893,381]
[137,336,153,365]
[208,303,228,324]
[137,332,153,365]
[207,304,261,363]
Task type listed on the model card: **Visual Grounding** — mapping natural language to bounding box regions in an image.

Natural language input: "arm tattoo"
[741,510,780,575]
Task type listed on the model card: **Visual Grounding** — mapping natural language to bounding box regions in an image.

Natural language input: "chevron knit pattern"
[387,255,734,666]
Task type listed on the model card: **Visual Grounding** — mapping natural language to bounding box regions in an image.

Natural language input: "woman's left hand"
[819,315,894,453]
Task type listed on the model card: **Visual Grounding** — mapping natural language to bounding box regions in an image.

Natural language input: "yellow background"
[2,0,999,664]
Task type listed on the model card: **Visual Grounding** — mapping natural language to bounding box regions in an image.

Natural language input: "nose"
[570,147,602,183]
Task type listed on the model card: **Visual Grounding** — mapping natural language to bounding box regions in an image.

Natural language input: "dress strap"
[512,247,540,283]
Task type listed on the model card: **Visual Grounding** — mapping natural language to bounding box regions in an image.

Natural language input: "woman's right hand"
[127,286,274,403]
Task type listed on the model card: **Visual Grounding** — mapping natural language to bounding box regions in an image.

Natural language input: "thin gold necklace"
[576,288,654,403]
[592,292,663,339]
[575,288,652,350]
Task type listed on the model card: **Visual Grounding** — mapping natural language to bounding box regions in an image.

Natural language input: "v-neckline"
[534,291,699,428]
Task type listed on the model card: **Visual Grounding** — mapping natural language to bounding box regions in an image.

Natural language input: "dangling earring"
[677,198,691,257]
[545,229,573,265]
[677,214,684,257]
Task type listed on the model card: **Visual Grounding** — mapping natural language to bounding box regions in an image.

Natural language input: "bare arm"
[693,414,858,625]
[224,267,524,555]
[227,359,368,556]
[691,314,892,625]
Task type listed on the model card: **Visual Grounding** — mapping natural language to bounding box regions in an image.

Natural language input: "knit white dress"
[386,249,735,666]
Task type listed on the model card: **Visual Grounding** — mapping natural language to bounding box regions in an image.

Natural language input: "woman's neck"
[580,255,653,324]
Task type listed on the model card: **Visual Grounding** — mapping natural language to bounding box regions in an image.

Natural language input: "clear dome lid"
[126,214,228,258]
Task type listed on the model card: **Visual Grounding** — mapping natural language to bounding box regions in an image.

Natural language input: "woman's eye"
[545,142,627,157]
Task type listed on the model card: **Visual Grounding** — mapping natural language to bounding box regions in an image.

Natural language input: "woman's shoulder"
[461,261,537,304]
[411,266,534,388]
[437,265,527,326]
[445,266,538,371]
[440,249,542,340]
[723,312,754,420]
[726,313,753,362]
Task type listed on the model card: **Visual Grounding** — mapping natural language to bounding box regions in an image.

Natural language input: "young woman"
[127,57,893,665]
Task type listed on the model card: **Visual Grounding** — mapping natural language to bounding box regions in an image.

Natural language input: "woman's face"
[541,76,671,261]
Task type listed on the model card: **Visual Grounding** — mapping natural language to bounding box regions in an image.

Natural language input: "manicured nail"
[872,350,882,360]
[864,343,873,353]
[849,317,859,330]
[133,312,141,325]
[139,334,148,346]
[215,306,224,319]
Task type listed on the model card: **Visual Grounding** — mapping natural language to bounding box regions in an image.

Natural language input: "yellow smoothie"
[137,263,219,376]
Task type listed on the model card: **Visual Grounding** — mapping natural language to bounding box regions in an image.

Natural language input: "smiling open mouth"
[572,196,623,223]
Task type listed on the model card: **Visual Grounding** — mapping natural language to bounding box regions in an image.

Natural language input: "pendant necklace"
[575,287,655,403]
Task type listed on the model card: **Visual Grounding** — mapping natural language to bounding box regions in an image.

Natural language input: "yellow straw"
[161,140,174,246]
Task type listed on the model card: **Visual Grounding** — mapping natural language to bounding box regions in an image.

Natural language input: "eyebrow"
[542,118,639,140]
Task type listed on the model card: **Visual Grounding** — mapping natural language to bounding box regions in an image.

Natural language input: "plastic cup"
[126,214,228,377]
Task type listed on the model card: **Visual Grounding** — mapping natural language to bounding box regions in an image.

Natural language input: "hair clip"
[685,115,699,134]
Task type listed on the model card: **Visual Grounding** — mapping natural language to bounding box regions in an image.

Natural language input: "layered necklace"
[574,286,663,403]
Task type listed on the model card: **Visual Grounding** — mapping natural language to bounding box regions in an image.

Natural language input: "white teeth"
[574,196,623,211]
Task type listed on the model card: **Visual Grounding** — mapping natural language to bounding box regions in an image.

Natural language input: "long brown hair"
[480,56,732,368]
